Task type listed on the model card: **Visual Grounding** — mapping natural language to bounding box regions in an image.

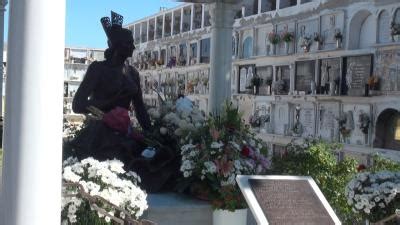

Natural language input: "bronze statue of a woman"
[66,12,178,192]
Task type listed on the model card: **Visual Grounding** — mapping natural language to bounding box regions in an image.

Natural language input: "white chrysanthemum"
[210,141,224,149]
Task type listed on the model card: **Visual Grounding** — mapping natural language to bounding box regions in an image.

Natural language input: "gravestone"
[299,103,316,137]
[273,103,289,135]
[319,58,341,95]
[318,102,340,142]
[296,19,319,53]
[320,12,344,50]
[345,55,372,96]
[276,23,295,55]
[378,10,391,43]
[236,176,341,225]
[342,104,371,145]
[275,66,290,95]
[239,67,248,93]
[375,49,400,91]
[295,61,315,93]
[257,66,273,95]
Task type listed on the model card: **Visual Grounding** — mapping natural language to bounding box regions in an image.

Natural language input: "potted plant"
[313,32,323,50]
[300,36,312,53]
[268,31,281,55]
[179,103,271,225]
[334,29,343,48]
[281,31,294,54]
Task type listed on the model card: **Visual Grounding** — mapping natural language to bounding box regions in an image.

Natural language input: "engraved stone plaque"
[299,103,316,137]
[375,49,400,91]
[342,104,370,145]
[345,55,372,96]
[273,103,289,135]
[236,176,341,225]
[318,102,340,142]
[295,60,315,93]
[257,66,273,95]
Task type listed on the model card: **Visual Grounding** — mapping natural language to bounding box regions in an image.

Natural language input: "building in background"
[125,0,400,161]
[64,47,105,116]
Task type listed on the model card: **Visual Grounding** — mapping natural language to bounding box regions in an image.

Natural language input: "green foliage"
[272,139,361,224]
[368,154,400,172]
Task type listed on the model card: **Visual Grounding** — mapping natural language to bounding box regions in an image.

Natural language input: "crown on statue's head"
[101,11,124,39]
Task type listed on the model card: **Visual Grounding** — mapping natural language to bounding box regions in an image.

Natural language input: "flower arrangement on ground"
[345,171,400,223]
[62,157,148,224]
[179,103,271,211]
[268,31,280,45]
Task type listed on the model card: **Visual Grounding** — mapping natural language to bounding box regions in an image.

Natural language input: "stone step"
[143,193,257,225]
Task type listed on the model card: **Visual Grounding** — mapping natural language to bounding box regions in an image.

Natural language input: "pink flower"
[102,107,131,134]
[214,156,233,178]
[210,128,220,141]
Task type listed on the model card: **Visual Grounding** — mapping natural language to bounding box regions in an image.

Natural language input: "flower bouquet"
[62,157,149,224]
[268,31,280,45]
[300,36,312,52]
[281,31,294,43]
[367,76,380,91]
[391,21,400,36]
[179,103,271,211]
[345,171,400,223]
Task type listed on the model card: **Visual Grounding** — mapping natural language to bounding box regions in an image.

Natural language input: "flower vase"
[316,41,321,51]
[336,39,342,49]
[284,42,290,55]
[253,85,259,95]
[271,44,276,55]
[213,209,247,225]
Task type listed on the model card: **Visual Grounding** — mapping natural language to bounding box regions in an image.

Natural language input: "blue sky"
[5,0,181,49]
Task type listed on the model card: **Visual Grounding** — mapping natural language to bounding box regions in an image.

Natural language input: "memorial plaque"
[375,49,400,91]
[295,61,315,93]
[296,19,319,53]
[319,58,341,95]
[318,102,340,142]
[275,66,290,95]
[257,66,273,95]
[273,103,289,135]
[343,104,370,145]
[237,176,341,225]
[320,12,344,50]
[299,103,316,137]
[345,55,372,96]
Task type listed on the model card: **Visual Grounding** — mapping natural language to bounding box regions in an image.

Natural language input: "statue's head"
[101,11,135,59]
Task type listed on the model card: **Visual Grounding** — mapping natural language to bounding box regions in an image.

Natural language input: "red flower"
[357,164,366,172]
[102,107,131,134]
[241,146,250,157]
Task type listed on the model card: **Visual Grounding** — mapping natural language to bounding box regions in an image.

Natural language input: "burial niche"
[373,109,400,151]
